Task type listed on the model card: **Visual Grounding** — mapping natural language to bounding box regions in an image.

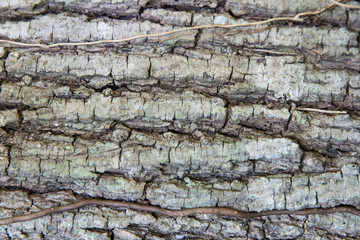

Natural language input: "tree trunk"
[0,0,360,239]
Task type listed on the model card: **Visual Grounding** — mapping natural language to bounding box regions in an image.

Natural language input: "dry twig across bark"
[1,199,359,226]
[0,0,358,49]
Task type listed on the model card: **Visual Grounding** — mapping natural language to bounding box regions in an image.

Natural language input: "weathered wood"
[0,0,359,239]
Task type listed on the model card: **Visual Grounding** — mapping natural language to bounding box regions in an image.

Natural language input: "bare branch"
[0,199,359,225]
[0,0,357,49]
[332,0,360,9]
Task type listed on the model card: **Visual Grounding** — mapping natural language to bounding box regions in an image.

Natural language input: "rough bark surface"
[0,0,360,239]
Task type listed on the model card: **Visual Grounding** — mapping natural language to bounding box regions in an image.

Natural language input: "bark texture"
[0,0,360,239]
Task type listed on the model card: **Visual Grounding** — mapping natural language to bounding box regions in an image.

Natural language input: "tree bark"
[0,0,360,239]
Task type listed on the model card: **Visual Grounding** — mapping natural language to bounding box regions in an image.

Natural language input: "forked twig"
[0,199,359,225]
[0,0,358,49]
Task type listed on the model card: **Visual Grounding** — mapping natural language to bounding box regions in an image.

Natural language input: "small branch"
[243,47,297,55]
[0,16,301,48]
[0,199,359,226]
[0,199,359,225]
[332,0,360,9]
[295,107,347,114]
[0,0,355,49]
[0,39,47,48]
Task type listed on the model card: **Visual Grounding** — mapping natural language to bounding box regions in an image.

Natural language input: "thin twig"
[0,39,46,48]
[0,17,301,48]
[0,1,351,49]
[0,199,359,225]
[243,47,297,55]
[332,0,360,9]
[295,107,347,114]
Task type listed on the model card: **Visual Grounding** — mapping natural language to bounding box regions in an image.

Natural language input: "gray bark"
[0,0,360,239]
